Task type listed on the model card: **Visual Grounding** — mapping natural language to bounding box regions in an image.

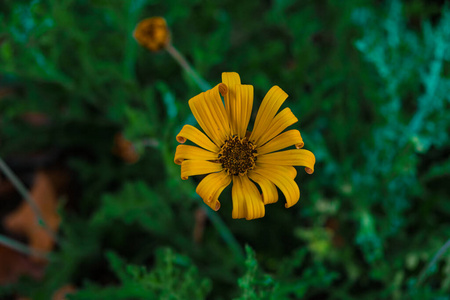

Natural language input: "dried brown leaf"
[52,284,76,300]
[3,171,61,263]
[0,245,44,284]
[112,132,139,164]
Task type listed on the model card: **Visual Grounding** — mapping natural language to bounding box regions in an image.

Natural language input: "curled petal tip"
[214,201,221,211]
[295,142,305,149]
[218,83,228,96]
[176,136,187,143]
[305,167,314,174]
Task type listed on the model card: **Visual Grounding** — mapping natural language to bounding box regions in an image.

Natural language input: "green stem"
[416,238,450,286]
[166,44,211,92]
[0,234,48,259]
[0,157,59,243]
[194,194,245,263]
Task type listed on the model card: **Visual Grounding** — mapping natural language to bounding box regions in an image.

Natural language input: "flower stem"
[0,234,48,259]
[165,44,211,92]
[0,157,59,243]
[416,238,450,286]
[194,194,245,262]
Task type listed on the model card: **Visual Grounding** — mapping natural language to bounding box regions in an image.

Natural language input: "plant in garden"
[0,0,449,299]
[175,72,315,220]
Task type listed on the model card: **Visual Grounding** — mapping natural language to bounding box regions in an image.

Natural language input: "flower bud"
[133,17,170,51]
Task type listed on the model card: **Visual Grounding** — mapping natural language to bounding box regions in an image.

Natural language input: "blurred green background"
[1,0,450,299]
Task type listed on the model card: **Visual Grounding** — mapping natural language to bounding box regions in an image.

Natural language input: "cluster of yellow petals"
[133,17,170,52]
[174,72,315,220]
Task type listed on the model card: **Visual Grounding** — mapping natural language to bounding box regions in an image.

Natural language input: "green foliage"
[1,0,450,299]
[70,249,211,300]
[236,245,276,300]
[91,181,174,235]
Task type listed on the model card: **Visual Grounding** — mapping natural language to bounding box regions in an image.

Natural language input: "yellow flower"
[174,72,315,220]
[133,17,170,51]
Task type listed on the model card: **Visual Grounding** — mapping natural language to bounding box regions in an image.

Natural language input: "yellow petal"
[250,86,288,144]
[180,160,222,180]
[174,145,218,165]
[256,129,304,155]
[196,170,231,211]
[241,175,265,220]
[176,125,219,153]
[231,175,265,220]
[257,149,315,174]
[231,175,246,219]
[229,84,254,138]
[252,165,300,208]
[189,83,230,147]
[256,108,298,146]
[205,84,230,135]
[248,171,278,204]
[222,72,241,135]
[282,166,297,179]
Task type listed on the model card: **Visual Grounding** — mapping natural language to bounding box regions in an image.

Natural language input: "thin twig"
[165,44,211,92]
[0,234,48,259]
[0,157,59,243]
[416,238,450,286]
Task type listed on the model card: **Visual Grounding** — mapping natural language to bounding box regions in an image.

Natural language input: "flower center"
[219,136,257,176]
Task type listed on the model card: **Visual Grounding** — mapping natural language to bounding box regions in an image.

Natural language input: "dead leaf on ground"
[0,176,15,196]
[193,208,207,243]
[3,171,61,263]
[0,87,15,99]
[20,112,50,126]
[14,284,76,300]
[0,245,44,285]
[325,217,345,248]
[112,132,140,164]
[52,284,76,300]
